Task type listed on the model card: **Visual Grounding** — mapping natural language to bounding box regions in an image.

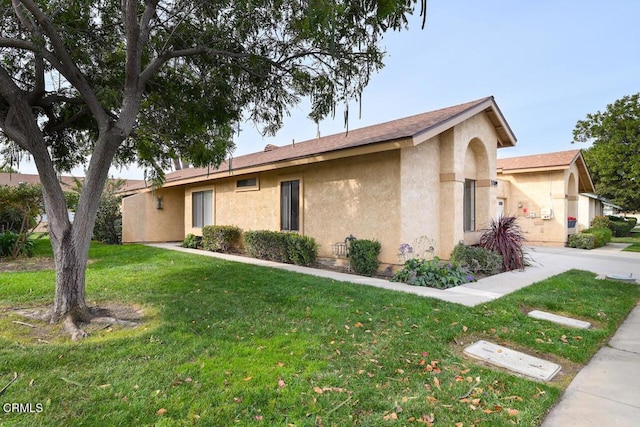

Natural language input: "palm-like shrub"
[478,216,526,271]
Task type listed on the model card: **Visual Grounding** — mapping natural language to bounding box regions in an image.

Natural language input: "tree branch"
[15,0,111,131]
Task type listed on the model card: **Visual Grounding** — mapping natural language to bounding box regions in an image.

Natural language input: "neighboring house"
[0,172,143,230]
[496,149,596,246]
[121,97,517,267]
[578,192,605,230]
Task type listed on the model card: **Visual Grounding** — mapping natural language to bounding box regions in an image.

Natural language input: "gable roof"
[497,149,595,193]
[129,96,515,191]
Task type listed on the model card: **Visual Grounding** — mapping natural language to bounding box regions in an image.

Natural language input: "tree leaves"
[575,93,640,210]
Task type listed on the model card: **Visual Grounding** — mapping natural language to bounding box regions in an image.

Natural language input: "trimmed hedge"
[568,233,596,249]
[591,216,611,229]
[286,234,318,267]
[626,217,638,228]
[349,239,381,277]
[569,227,612,250]
[182,233,202,249]
[202,225,242,253]
[582,227,612,248]
[607,217,633,237]
[450,243,503,275]
[243,230,318,266]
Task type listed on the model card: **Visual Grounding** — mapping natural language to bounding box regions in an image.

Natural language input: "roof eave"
[411,97,517,148]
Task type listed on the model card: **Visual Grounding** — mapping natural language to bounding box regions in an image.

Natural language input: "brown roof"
[130,96,515,191]
[0,172,144,192]
[497,149,582,171]
[497,149,595,193]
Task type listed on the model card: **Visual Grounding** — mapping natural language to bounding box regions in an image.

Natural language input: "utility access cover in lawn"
[464,340,562,381]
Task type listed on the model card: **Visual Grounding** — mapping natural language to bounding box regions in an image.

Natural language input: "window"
[236,178,257,188]
[192,190,213,228]
[280,180,299,231]
[464,179,476,231]
[236,176,259,191]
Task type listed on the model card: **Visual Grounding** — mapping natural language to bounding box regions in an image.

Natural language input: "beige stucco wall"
[498,168,577,246]
[578,195,603,231]
[122,186,184,243]
[178,151,402,264]
[398,112,501,260]
[303,151,401,264]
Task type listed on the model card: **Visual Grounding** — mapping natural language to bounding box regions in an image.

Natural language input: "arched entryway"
[463,138,491,235]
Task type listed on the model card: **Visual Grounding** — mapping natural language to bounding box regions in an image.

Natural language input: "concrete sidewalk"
[147,242,640,426]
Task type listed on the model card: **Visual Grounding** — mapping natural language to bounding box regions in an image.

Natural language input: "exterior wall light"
[156,196,163,210]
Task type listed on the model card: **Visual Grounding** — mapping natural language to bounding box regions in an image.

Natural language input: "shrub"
[349,239,381,277]
[182,234,202,249]
[591,215,611,229]
[286,234,318,267]
[478,215,526,271]
[582,227,612,247]
[391,257,474,289]
[202,225,242,253]
[92,180,124,245]
[626,217,638,228]
[450,244,503,275]
[244,230,290,262]
[0,183,43,234]
[243,230,318,266]
[608,220,632,237]
[568,233,596,249]
[0,231,34,258]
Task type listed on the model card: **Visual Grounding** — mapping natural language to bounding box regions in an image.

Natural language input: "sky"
[16,0,640,179]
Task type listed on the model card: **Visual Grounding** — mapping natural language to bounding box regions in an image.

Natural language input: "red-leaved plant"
[478,215,527,271]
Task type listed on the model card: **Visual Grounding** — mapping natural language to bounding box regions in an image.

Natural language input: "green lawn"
[612,230,640,252]
[1,242,639,426]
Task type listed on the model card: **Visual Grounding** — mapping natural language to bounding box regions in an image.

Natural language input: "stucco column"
[439,175,464,259]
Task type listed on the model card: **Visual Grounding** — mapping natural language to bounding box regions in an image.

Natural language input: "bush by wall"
[450,244,503,275]
[626,216,638,228]
[591,216,611,230]
[348,239,381,277]
[478,215,526,271]
[244,230,289,262]
[581,227,612,248]
[202,225,242,253]
[286,234,318,267]
[568,233,596,249]
[243,230,318,266]
[182,234,202,249]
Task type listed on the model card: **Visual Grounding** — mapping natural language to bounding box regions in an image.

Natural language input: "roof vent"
[264,144,279,152]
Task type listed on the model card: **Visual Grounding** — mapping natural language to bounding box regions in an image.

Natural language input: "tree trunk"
[50,231,89,323]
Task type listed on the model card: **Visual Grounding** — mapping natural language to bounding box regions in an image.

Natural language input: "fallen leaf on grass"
[382,412,398,420]
[278,379,286,388]
[507,408,519,416]
[156,408,167,416]
[433,377,440,389]
[560,335,568,343]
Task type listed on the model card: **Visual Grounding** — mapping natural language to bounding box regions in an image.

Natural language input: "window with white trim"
[192,190,213,228]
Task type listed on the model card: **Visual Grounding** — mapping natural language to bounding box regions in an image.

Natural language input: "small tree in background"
[66,178,124,245]
[0,183,44,257]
